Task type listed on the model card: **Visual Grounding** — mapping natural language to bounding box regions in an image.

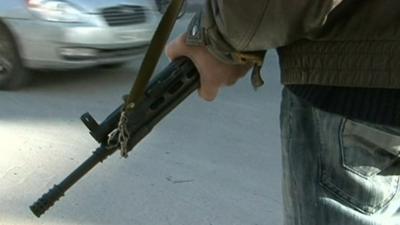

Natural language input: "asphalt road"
[0,15,284,225]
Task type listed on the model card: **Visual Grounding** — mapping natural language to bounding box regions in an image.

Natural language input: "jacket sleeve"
[186,0,343,65]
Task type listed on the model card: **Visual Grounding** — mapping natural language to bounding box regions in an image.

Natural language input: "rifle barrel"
[30,145,117,217]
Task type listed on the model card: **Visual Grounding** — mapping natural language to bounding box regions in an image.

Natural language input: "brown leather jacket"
[187,0,400,88]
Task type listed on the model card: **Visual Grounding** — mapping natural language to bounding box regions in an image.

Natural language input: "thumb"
[165,34,189,60]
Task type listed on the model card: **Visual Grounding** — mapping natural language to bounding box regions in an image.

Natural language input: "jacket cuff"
[185,11,205,47]
[186,11,242,65]
[186,9,266,67]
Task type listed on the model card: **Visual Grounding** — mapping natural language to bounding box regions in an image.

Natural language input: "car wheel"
[0,24,30,90]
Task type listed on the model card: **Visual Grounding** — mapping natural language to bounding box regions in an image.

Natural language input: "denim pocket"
[319,118,400,215]
[342,120,400,177]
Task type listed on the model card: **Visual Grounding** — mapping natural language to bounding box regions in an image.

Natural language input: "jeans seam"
[319,170,373,214]
[339,119,371,179]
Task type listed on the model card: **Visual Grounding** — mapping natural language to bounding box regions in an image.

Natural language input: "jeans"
[280,88,400,225]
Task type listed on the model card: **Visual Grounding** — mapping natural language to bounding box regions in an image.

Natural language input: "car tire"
[0,23,30,90]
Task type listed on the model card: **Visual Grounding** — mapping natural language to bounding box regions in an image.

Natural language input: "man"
[166,0,400,224]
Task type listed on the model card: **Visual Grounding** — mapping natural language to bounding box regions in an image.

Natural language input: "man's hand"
[166,34,251,101]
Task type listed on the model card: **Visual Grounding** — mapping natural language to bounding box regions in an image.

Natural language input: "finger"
[198,77,220,101]
[165,34,188,60]
[165,40,181,60]
[225,77,238,86]
[198,86,219,101]
[224,65,251,86]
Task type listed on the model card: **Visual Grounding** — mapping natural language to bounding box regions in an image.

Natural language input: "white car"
[0,0,160,89]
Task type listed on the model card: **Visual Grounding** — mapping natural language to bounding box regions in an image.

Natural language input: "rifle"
[30,57,199,217]
[30,0,195,217]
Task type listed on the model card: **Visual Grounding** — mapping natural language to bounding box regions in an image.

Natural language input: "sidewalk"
[0,16,283,225]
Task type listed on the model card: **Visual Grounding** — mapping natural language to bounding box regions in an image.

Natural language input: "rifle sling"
[125,0,185,112]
